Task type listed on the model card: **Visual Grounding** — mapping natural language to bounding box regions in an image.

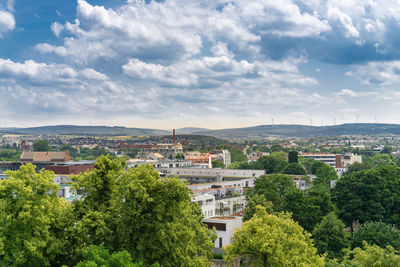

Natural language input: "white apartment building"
[301,153,341,167]
[127,159,193,169]
[189,179,253,216]
[167,168,265,183]
[191,194,216,218]
[203,216,243,248]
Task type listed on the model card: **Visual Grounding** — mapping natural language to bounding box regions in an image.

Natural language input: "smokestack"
[173,129,176,145]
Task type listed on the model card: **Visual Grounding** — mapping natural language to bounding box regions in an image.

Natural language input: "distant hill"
[1,123,400,138]
[192,123,400,139]
[0,125,169,136]
[176,127,210,134]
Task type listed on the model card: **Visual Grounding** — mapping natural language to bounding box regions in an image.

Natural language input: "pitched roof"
[20,151,70,162]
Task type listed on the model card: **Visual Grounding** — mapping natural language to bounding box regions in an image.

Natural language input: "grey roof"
[167,168,265,178]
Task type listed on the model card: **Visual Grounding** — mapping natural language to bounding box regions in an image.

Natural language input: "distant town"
[1,125,400,265]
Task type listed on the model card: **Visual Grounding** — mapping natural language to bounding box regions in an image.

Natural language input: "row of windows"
[204,210,213,217]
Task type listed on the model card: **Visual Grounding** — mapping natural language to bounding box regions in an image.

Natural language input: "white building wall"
[192,194,216,218]
[203,217,243,248]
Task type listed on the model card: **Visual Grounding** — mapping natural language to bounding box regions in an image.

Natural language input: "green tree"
[344,162,373,175]
[228,161,249,169]
[369,154,395,167]
[251,174,297,211]
[228,161,263,170]
[332,165,400,230]
[75,245,157,267]
[225,207,324,266]
[288,150,299,163]
[258,152,288,174]
[283,162,306,175]
[33,140,50,151]
[0,149,21,161]
[381,145,393,155]
[0,164,73,266]
[270,144,284,152]
[312,212,349,259]
[283,185,335,232]
[72,156,215,266]
[212,160,225,168]
[243,194,273,222]
[299,157,315,174]
[311,161,327,174]
[314,164,338,188]
[112,164,215,266]
[351,221,400,251]
[348,243,400,266]
[228,147,247,163]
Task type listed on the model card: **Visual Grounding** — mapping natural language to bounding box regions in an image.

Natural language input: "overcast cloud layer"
[1,0,400,128]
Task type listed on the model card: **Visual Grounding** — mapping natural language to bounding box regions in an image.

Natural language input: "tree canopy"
[332,165,400,229]
[314,164,338,188]
[243,194,273,222]
[312,212,348,259]
[288,150,299,163]
[283,162,306,175]
[351,221,400,251]
[225,206,324,266]
[0,164,73,266]
[283,185,335,232]
[33,140,50,151]
[71,156,215,266]
[0,156,216,266]
[349,243,400,267]
[259,152,288,174]
[75,245,156,267]
[251,174,297,211]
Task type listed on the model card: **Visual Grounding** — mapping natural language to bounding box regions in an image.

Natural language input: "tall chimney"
[173,129,176,145]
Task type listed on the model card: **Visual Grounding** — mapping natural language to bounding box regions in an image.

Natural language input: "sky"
[1,0,400,129]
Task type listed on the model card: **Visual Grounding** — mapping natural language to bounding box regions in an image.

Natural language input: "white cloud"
[0,58,112,86]
[51,22,64,37]
[8,0,400,127]
[327,6,359,38]
[337,89,358,97]
[35,0,333,65]
[122,45,317,89]
[122,59,198,87]
[350,60,400,86]
[0,9,15,36]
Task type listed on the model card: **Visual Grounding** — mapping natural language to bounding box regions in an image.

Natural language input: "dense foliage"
[33,140,50,151]
[250,174,297,211]
[0,156,215,266]
[351,221,400,251]
[225,206,324,266]
[283,185,335,232]
[0,149,21,161]
[312,212,348,259]
[0,165,72,266]
[332,165,400,229]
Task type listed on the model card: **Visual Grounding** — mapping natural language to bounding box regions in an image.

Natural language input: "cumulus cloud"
[122,45,317,89]
[35,0,333,64]
[34,0,400,66]
[0,9,15,37]
[7,0,400,126]
[349,60,400,86]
